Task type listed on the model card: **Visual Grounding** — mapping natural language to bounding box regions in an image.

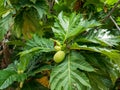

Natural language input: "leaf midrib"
[68,53,71,90]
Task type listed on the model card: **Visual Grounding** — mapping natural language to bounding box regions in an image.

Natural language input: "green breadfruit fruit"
[54,45,61,51]
[53,50,65,63]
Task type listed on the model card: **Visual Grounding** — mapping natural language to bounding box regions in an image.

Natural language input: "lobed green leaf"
[50,51,94,90]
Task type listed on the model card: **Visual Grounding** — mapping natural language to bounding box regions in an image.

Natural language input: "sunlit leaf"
[78,29,120,46]
[0,14,13,41]
[0,6,10,17]
[105,0,117,5]
[52,12,100,43]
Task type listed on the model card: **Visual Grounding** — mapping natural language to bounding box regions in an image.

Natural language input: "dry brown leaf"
[36,76,49,88]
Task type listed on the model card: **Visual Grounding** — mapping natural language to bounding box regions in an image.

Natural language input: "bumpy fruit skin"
[53,50,65,63]
[17,70,24,74]
[54,46,61,51]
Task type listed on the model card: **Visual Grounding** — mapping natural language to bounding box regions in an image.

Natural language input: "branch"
[110,16,120,31]
[0,50,3,55]
[102,0,120,22]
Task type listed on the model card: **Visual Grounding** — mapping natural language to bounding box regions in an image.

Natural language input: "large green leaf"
[83,53,118,89]
[52,12,100,43]
[18,35,54,58]
[0,70,16,89]
[50,51,94,90]
[10,0,47,18]
[28,35,52,46]
[0,5,10,17]
[25,35,54,52]
[11,0,48,39]
[78,29,120,46]
[88,73,112,90]
[17,54,33,72]
[71,43,120,66]
[0,14,13,41]
[0,67,27,89]
[33,0,48,18]
[13,11,23,38]
[18,35,54,71]
[0,0,12,17]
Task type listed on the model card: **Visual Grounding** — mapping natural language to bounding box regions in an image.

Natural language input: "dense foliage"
[0,0,120,90]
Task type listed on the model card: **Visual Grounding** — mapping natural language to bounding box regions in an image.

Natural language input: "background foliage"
[0,0,120,90]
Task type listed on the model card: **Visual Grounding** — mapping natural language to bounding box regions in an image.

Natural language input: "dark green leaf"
[33,1,48,18]
[88,73,112,90]
[30,0,36,3]
[22,80,49,90]
[34,65,53,74]
[0,70,27,89]
[71,43,120,67]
